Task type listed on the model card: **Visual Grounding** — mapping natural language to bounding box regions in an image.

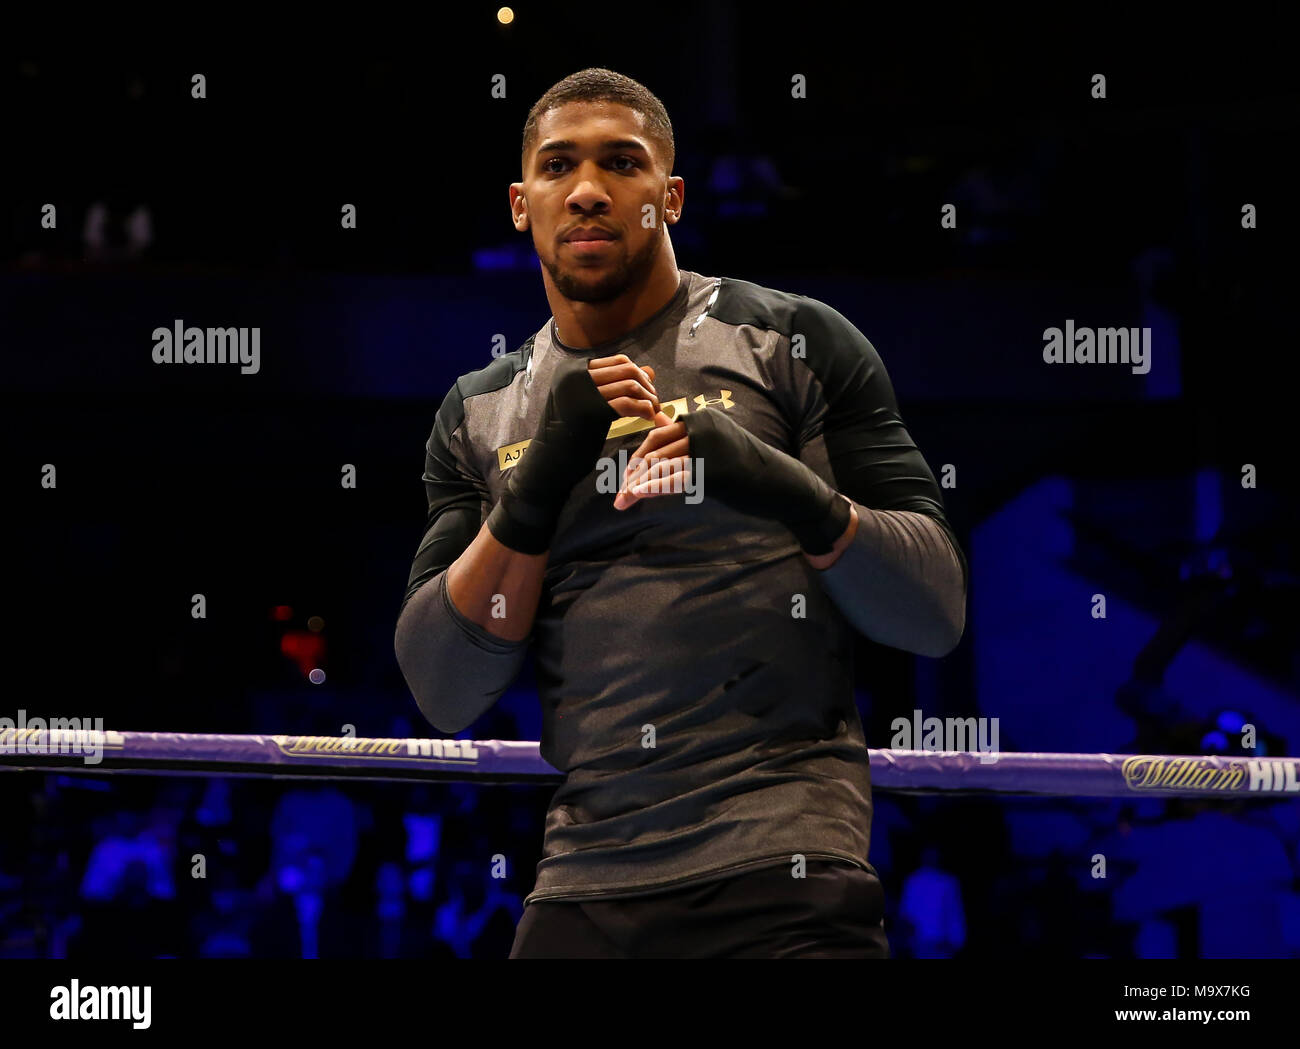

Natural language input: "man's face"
[516,102,671,304]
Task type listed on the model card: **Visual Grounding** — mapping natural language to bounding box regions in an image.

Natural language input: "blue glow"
[1194,468,1222,544]
[1199,730,1229,752]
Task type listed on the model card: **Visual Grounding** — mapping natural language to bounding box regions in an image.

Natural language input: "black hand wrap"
[682,407,852,555]
[486,356,618,554]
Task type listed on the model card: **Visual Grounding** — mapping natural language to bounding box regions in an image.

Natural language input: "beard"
[542,227,662,304]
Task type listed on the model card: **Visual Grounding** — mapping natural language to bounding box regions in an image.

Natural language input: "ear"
[510,183,529,231]
[663,176,685,225]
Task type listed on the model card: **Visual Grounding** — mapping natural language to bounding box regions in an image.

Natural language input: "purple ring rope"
[1,729,1296,798]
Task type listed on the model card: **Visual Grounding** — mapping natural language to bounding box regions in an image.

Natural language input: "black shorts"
[509,859,890,959]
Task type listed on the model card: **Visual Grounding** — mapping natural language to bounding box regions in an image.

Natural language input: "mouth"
[564,238,617,256]
[563,226,618,244]
[563,229,619,258]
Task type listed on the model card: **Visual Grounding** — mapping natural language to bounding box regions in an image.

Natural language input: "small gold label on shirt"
[496,391,731,472]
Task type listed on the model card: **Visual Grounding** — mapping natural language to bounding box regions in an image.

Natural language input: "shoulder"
[709,274,860,336]
[709,275,882,388]
[432,335,535,439]
[711,275,874,357]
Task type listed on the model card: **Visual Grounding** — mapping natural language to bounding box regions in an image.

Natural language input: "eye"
[542,155,638,174]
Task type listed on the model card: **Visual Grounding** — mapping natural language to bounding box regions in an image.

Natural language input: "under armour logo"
[693,390,734,411]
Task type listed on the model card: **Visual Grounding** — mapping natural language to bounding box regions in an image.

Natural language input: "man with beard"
[395,67,967,958]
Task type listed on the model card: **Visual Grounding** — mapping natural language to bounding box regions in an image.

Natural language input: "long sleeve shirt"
[395,269,967,903]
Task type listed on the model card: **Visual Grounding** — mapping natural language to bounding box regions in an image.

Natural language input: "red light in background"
[272,605,294,622]
[279,629,326,677]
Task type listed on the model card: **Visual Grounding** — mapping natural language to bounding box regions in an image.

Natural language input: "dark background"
[2,9,1297,957]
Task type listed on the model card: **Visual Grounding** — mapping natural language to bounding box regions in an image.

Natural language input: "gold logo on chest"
[496,390,734,472]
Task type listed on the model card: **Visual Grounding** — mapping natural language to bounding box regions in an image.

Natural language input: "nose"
[565,160,613,214]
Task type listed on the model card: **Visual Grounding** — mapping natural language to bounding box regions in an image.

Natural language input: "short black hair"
[522,67,675,176]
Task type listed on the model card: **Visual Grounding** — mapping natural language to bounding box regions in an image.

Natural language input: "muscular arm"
[394,379,535,735]
[810,501,966,658]
[794,297,968,658]
[395,352,659,732]
[445,527,548,641]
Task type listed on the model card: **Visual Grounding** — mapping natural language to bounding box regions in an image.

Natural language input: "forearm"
[812,502,966,658]
[394,566,530,734]
[446,522,549,641]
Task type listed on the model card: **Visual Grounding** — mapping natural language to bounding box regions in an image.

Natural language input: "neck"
[546,240,681,349]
